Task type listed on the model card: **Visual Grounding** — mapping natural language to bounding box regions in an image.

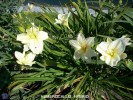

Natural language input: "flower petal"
[105,54,120,66]
[55,19,62,24]
[113,54,121,61]
[100,56,106,61]
[25,52,36,62]
[74,50,82,60]
[29,40,43,54]
[15,51,25,65]
[58,14,64,20]
[109,39,125,55]
[14,51,24,61]
[23,45,29,52]
[96,42,109,56]
[86,37,95,46]
[105,56,113,66]
[38,31,48,41]
[86,48,96,57]
[120,53,127,59]
[82,48,96,63]
[25,52,36,66]
[17,34,29,44]
[77,33,85,43]
[121,35,131,46]
[69,40,81,50]
[82,56,91,63]
[16,60,23,65]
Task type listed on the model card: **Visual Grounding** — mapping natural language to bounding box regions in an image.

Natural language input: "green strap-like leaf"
[0,26,15,39]
[74,72,89,95]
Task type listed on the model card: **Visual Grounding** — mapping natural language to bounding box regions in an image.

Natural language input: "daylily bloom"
[28,3,34,10]
[17,24,48,54]
[15,51,36,66]
[96,36,131,67]
[69,33,96,63]
[54,13,71,27]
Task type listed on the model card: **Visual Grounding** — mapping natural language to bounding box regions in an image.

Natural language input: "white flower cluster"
[15,23,48,67]
[69,33,131,67]
[15,12,131,68]
[96,36,131,66]
[54,12,131,67]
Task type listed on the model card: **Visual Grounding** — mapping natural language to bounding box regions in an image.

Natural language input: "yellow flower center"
[61,15,65,20]
[28,32,37,39]
[107,49,116,58]
[62,20,68,26]
[26,27,40,41]
[81,44,88,53]
[61,16,68,26]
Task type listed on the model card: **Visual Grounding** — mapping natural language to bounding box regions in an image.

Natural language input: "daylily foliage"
[5,0,133,99]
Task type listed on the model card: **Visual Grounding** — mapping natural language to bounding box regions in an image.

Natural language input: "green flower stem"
[67,25,74,34]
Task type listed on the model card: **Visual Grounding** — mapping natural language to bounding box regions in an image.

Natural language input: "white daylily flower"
[28,3,34,10]
[17,24,48,54]
[96,36,131,67]
[15,51,36,66]
[69,33,96,63]
[54,12,71,27]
